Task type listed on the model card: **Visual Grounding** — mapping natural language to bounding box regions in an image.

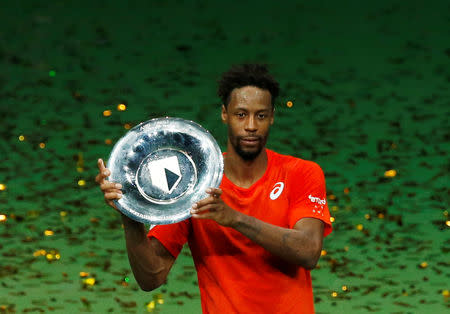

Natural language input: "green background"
[0,0,448,313]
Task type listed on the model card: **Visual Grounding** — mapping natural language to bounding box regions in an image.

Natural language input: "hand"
[95,158,122,210]
[190,188,238,227]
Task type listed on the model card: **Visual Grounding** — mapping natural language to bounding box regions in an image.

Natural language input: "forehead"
[229,86,272,110]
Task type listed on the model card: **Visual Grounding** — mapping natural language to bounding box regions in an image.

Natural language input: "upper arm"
[150,236,176,267]
[293,217,325,252]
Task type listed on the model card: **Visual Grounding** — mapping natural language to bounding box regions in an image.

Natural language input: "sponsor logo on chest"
[269,182,284,200]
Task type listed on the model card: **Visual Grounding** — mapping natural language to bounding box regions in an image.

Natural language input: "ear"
[221,105,228,124]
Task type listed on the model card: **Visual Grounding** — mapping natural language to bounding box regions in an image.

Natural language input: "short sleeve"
[288,161,332,237]
[147,219,191,258]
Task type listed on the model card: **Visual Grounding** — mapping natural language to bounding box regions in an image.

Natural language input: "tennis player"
[96,64,332,313]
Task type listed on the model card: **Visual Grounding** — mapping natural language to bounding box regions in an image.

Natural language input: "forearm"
[231,213,322,269]
[121,215,172,290]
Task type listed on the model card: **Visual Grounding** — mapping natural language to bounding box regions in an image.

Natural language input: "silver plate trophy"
[107,117,224,225]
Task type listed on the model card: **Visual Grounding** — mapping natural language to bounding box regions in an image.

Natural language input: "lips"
[240,137,260,145]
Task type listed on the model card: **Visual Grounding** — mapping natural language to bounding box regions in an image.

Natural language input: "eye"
[257,113,267,119]
[236,112,246,118]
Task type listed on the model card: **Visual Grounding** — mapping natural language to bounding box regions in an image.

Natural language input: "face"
[221,86,274,161]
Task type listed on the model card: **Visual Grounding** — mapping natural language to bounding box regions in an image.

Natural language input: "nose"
[245,116,257,132]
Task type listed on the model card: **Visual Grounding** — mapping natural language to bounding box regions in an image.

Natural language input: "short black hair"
[217,63,280,108]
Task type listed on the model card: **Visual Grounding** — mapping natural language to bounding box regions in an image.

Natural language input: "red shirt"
[148,149,332,313]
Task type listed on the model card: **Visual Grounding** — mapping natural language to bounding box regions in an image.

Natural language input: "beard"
[229,132,268,161]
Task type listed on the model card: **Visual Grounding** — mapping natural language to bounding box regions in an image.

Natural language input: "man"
[96,64,332,313]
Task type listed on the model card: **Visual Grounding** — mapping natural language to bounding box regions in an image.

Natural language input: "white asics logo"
[270,182,284,200]
[308,194,326,205]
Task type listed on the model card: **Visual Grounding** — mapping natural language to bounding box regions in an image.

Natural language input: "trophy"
[107,117,223,224]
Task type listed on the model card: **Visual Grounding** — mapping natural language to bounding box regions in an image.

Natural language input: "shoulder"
[267,149,324,177]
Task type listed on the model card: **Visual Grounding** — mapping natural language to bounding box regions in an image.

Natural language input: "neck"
[224,142,268,188]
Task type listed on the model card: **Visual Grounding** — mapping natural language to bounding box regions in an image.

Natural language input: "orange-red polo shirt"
[148,149,332,313]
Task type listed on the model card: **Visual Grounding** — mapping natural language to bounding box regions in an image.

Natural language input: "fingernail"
[116,184,122,189]
[192,203,197,209]
[206,188,211,193]
[104,171,108,176]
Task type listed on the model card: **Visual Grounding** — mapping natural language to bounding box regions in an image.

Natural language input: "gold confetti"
[0,184,6,191]
[321,250,327,256]
[446,220,450,227]
[443,290,449,297]
[103,110,112,117]
[343,187,350,194]
[78,179,86,186]
[364,214,371,220]
[33,249,46,257]
[60,211,67,217]
[286,101,293,108]
[117,104,127,111]
[146,300,156,312]
[328,194,336,200]
[46,252,60,262]
[19,135,25,141]
[44,230,54,236]
[39,142,46,149]
[105,138,112,145]
[79,272,90,277]
[356,224,364,231]
[331,291,338,298]
[444,210,448,217]
[0,214,6,222]
[330,217,335,223]
[344,246,349,252]
[331,206,338,212]
[384,169,397,178]
[83,278,96,286]
[419,262,428,268]
[124,123,132,129]
[378,213,385,219]
[342,285,348,291]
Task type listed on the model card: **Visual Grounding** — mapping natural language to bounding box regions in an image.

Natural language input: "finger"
[103,188,122,195]
[95,168,111,184]
[191,211,214,220]
[191,203,218,214]
[104,191,122,201]
[98,158,106,172]
[95,173,103,183]
[100,182,122,191]
[206,187,222,198]
[98,160,111,177]
[193,195,218,209]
